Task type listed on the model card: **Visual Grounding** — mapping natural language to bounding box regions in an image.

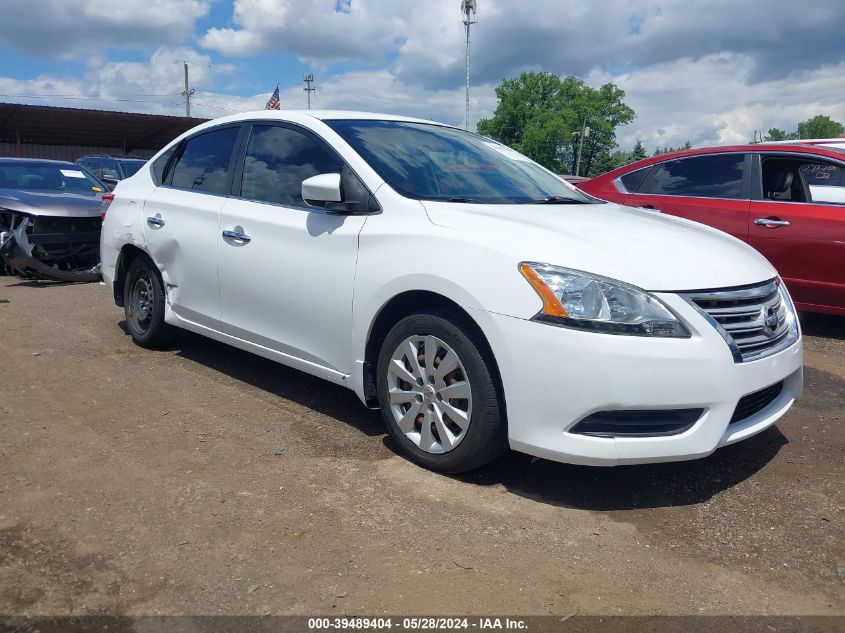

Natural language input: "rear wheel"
[376,308,506,473]
[123,255,175,348]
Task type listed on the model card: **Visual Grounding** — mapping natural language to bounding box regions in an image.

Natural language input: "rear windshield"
[325,119,591,204]
[0,163,103,195]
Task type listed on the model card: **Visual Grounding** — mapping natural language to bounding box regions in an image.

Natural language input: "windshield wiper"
[527,196,590,204]
[444,197,487,203]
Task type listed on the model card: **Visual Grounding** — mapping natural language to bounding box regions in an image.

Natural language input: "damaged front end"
[0,211,102,282]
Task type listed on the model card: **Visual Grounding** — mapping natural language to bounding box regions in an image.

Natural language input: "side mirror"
[302,173,342,208]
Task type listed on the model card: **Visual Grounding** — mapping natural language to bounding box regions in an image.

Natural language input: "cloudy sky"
[0,0,843,152]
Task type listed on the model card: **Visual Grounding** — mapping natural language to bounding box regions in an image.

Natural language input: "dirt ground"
[0,276,843,616]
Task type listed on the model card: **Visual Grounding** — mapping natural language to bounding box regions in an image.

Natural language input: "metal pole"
[464,13,471,130]
[462,3,476,131]
[303,74,315,110]
[183,62,191,118]
[575,119,586,176]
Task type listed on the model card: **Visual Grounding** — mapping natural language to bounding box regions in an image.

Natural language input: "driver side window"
[239,124,342,207]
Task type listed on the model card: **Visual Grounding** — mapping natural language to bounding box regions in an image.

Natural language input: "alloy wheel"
[386,335,473,454]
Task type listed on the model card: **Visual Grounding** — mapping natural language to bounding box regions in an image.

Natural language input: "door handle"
[754,218,791,228]
[222,229,251,243]
[146,216,165,227]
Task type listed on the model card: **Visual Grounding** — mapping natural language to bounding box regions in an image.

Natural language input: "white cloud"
[589,54,845,151]
[0,1,843,156]
[200,0,404,62]
[0,0,210,57]
[0,47,265,119]
[275,70,496,130]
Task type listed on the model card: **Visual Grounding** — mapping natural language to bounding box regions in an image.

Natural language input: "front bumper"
[0,215,101,282]
[473,292,803,466]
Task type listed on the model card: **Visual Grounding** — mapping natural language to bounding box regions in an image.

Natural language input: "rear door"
[622,153,751,241]
[142,124,243,330]
[749,153,845,312]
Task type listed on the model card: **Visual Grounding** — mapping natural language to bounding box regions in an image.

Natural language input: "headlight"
[518,262,690,338]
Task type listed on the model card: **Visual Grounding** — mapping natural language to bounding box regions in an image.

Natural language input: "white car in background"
[100,111,803,473]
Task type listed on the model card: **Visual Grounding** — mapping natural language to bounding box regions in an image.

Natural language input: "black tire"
[123,255,175,348]
[376,307,507,473]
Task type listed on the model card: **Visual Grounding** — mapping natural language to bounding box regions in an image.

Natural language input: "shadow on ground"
[118,321,384,438]
[800,311,845,340]
[117,320,789,512]
[453,426,786,511]
[6,278,96,289]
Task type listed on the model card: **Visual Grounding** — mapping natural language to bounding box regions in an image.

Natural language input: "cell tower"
[461,0,477,131]
[303,73,315,109]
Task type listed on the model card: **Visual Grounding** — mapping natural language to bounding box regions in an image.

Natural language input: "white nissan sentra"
[100,111,803,473]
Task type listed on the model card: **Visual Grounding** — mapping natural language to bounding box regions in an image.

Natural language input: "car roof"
[595,143,845,181]
[765,137,845,146]
[0,157,79,167]
[78,155,147,162]
[146,109,457,163]
[182,109,450,134]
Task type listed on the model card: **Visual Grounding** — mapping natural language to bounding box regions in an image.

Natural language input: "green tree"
[764,127,794,142]
[653,141,691,156]
[762,116,843,141]
[591,149,630,175]
[476,71,635,175]
[630,138,647,162]
[796,115,845,139]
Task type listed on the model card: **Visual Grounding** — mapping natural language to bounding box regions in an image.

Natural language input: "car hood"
[421,200,776,291]
[0,188,102,218]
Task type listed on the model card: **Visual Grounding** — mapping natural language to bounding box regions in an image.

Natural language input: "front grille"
[730,381,784,424]
[682,279,797,362]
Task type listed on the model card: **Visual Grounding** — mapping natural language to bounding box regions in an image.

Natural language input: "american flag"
[265,85,280,110]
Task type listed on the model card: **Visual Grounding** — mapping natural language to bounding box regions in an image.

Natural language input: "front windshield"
[119,160,145,177]
[325,119,592,204]
[0,163,103,195]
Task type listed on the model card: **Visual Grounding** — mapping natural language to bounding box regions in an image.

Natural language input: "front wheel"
[376,308,507,473]
[123,255,175,348]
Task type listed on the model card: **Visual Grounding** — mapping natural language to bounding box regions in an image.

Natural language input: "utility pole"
[181,61,195,117]
[575,118,590,176]
[303,74,315,109]
[461,0,477,131]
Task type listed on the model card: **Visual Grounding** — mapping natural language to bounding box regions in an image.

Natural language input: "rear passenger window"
[170,126,240,194]
[619,167,649,193]
[152,146,176,184]
[85,157,104,179]
[101,159,120,180]
[649,154,745,199]
[240,125,342,206]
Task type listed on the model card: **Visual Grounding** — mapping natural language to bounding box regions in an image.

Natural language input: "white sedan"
[100,111,803,473]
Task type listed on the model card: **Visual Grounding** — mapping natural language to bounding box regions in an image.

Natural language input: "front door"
[623,153,751,241]
[217,123,367,373]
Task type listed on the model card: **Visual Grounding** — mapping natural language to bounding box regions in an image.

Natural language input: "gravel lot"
[0,277,843,616]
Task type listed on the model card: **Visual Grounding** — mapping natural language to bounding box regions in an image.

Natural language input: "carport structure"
[0,102,207,162]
